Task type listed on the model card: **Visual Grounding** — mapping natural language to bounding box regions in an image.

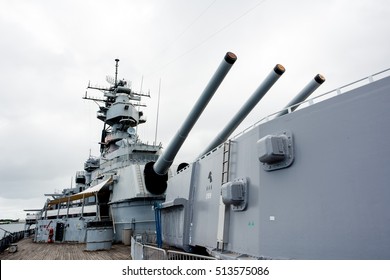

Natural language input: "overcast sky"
[0,0,389,219]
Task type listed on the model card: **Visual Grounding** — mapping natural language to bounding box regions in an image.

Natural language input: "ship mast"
[114,58,119,86]
[83,59,150,155]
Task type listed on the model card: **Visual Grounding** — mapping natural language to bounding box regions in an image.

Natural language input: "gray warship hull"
[28,54,390,260]
[31,54,236,250]
[154,72,390,259]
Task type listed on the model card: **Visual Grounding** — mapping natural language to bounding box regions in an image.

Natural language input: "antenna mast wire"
[135,76,144,139]
[154,78,162,145]
[146,0,267,77]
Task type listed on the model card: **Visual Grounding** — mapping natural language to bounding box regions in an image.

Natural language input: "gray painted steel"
[32,59,165,245]
[29,56,390,260]
[85,226,113,251]
[200,64,285,157]
[35,218,91,243]
[110,199,158,242]
[160,74,390,259]
[160,163,198,251]
[154,52,237,175]
[275,74,325,117]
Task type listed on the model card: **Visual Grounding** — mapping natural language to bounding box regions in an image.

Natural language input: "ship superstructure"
[133,53,390,260]
[34,59,166,246]
[29,53,390,259]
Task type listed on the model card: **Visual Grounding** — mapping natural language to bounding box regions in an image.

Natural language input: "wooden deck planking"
[0,236,131,260]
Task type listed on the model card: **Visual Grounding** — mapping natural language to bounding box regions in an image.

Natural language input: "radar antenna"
[106,75,115,85]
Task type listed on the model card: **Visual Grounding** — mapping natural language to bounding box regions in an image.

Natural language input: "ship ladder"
[135,164,146,195]
[221,140,231,185]
[217,140,231,250]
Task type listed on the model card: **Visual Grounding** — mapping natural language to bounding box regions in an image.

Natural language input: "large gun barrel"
[275,74,325,117]
[199,64,285,157]
[144,52,237,195]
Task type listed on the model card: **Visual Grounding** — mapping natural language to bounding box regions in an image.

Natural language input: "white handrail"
[232,68,390,140]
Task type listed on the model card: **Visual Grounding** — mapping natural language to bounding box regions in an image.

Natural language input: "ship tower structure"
[82,59,165,242]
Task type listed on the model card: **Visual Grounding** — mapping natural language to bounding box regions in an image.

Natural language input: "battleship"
[21,52,390,259]
[32,58,167,249]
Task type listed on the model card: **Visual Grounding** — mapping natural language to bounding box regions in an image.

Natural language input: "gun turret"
[275,74,325,117]
[144,52,237,195]
[199,64,285,157]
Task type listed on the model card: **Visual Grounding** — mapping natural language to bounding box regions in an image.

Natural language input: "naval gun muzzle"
[199,64,286,157]
[144,52,237,195]
[275,74,325,117]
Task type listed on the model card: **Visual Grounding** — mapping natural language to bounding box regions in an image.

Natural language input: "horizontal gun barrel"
[153,52,237,175]
[275,74,325,117]
[199,64,285,157]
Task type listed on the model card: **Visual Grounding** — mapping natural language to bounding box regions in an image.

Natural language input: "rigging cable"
[156,0,217,59]
[154,78,162,146]
[146,0,268,77]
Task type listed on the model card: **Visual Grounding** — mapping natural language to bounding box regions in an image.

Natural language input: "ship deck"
[0,235,131,260]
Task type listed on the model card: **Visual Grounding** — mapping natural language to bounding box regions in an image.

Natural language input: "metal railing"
[232,68,390,141]
[196,68,390,162]
[143,244,167,260]
[166,250,216,260]
[0,229,34,253]
[131,237,216,260]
